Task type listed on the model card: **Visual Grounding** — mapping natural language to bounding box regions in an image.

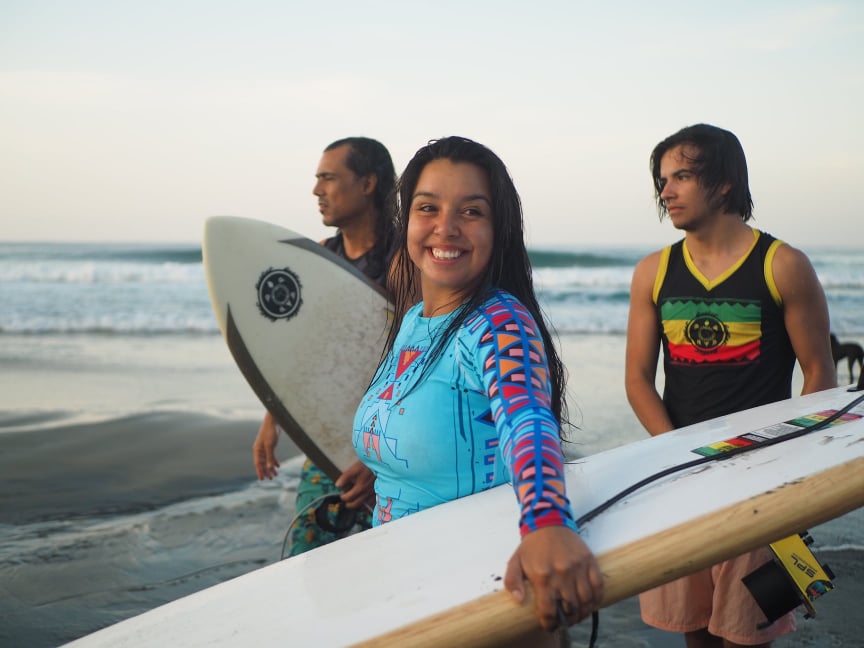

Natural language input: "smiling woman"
[407,158,494,315]
[351,136,604,637]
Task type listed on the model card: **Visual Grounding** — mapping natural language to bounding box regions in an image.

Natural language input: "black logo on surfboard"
[256,268,302,321]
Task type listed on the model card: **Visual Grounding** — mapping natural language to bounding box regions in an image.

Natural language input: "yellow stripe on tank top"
[662,319,762,347]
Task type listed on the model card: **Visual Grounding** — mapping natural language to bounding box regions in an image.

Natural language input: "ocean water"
[1,240,863,647]
[2,241,862,337]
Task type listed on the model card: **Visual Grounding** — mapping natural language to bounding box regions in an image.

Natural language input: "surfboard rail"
[353,457,864,647]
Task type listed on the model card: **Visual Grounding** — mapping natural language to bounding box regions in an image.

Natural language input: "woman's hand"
[335,460,376,510]
[504,525,604,631]
[252,412,280,480]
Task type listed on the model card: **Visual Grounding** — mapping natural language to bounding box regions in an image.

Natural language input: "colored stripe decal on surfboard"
[692,408,864,457]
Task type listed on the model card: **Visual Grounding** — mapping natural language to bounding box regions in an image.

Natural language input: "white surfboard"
[65,384,864,647]
[202,216,391,479]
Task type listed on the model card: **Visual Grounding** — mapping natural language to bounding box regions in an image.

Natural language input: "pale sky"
[1,1,862,248]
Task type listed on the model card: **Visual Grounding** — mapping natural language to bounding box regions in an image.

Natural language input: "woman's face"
[407,159,494,314]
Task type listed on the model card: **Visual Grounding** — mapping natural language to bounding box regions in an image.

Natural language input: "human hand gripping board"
[202,215,392,480]
[63,383,864,647]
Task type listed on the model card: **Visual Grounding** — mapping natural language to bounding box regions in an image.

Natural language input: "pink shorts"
[639,547,797,645]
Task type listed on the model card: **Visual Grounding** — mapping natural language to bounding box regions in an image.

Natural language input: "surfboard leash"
[573,391,864,528]
[280,492,373,560]
[556,603,599,648]
[564,392,864,646]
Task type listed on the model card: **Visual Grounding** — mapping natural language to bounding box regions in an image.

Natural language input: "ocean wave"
[821,282,864,292]
[1,243,862,338]
[529,248,644,269]
[0,403,259,436]
[534,267,633,288]
[551,322,629,336]
[0,322,220,335]
[0,242,201,264]
[0,469,300,550]
[0,260,205,284]
[815,543,864,554]
[541,289,632,304]
[0,305,220,334]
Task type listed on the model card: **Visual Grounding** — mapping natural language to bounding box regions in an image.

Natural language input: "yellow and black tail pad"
[742,531,835,626]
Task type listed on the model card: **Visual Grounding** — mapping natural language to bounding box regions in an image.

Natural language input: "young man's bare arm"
[625,252,675,436]
[772,244,837,395]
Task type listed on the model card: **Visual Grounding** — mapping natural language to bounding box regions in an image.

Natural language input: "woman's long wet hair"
[385,136,569,430]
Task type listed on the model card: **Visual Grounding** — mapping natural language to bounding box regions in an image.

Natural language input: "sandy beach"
[1,331,862,647]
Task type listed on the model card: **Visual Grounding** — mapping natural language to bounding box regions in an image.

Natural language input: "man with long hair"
[253,137,397,555]
[625,124,836,647]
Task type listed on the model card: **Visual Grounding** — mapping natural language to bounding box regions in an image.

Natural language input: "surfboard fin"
[742,531,835,628]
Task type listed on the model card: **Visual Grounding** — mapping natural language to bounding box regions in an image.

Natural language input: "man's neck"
[337,211,378,260]
[683,216,754,280]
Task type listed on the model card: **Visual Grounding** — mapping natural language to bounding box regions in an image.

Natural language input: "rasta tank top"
[653,230,797,428]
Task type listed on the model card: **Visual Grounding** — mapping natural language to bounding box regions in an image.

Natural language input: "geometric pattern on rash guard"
[471,295,576,536]
[353,291,576,535]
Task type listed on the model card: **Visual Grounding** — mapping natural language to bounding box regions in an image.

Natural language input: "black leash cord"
[568,391,864,648]
[575,392,864,528]
[557,607,599,648]
[589,610,599,647]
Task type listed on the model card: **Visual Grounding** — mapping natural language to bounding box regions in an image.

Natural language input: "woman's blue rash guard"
[352,290,577,536]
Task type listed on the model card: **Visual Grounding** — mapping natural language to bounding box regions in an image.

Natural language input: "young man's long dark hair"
[650,123,754,222]
[386,136,569,430]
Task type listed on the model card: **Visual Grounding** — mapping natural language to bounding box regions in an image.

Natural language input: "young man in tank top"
[625,124,836,648]
[252,137,397,555]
